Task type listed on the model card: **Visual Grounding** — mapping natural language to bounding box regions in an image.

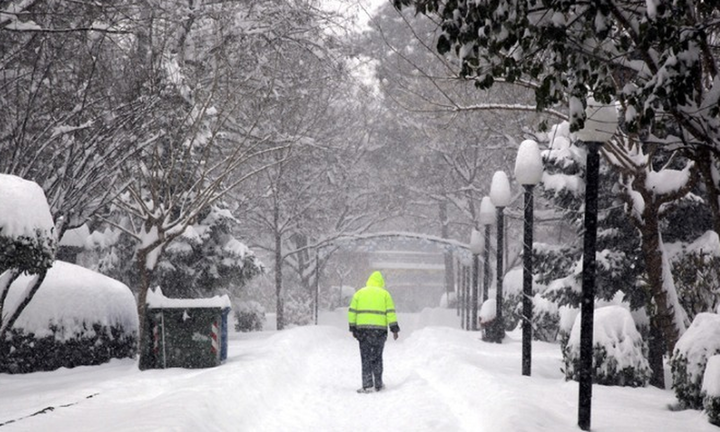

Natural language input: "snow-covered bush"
[479,298,496,341]
[702,355,720,426]
[439,291,458,309]
[502,267,523,331]
[0,174,56,275]
[0,261,138,373]
[283,291,313,327]
[558,305,579,355]
[234,300,266,332]
[672,245,720,323]
[563,306,650,387]
[533,294,560,342]
[670,313,720,409]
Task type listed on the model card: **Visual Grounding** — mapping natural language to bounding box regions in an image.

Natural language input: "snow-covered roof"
[0,174,55,239]
[4,261,139,338]
[147,286,231,309]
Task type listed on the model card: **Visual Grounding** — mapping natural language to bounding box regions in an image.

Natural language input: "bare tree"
[0,1,156,238]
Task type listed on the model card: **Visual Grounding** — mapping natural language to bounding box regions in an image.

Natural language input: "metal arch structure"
[328,231,475,264]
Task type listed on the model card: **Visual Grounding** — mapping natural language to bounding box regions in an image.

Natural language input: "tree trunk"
[136,248,153,370]
[275,231,284,331]
[0,270,47,340]
[696,151,720,239]
[641,207,681,387]
[647,316,666,388]
[0,268,23,335]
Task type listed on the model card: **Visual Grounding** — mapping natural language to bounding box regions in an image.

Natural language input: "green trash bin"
[144,287,231,369]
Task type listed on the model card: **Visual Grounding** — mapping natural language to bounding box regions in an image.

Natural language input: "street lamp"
[514,139,544,377]
[575,97,618,431]
[479,196,495,304]
[470,228,484,331]
[489,171,511,343]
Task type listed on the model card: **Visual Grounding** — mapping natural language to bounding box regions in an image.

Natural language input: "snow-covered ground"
[0,309,714,432]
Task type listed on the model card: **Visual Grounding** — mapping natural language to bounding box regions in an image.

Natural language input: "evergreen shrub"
[0,324,136,374]
[533,295,560,342]
[705,395,720,426]
[234,300,265,332]
[703,355,720,426]
[562,306,650,387]
[670,313,720,409]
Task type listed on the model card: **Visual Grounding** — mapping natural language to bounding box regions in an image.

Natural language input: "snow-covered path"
[0,309,714,432]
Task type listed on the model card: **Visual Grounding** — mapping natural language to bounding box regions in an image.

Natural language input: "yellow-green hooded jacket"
[348,271,400,334]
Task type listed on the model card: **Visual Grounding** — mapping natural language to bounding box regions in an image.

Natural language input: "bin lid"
[147,286,231,309]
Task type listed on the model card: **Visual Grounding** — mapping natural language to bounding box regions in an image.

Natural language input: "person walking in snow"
[348,271,400,393]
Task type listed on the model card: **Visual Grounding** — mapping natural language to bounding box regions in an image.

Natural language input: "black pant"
[357,330,387,390]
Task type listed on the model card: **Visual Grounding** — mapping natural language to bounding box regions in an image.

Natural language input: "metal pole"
[456,257,461,317]
[493,206,505,343]
[161,312,167,369]
[579,141,601,431]
[314,248,319,325]
[464,265,471,331]
[522,185,535,376]
[483,225,491,303]
[471,253,479,330]
[460,264,466,329]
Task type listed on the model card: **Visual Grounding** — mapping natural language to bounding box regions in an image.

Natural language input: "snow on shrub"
[0,174,56,274]
[533,294,559,342]
[1,261,139,373]
[558,305,579,354]
[234,300,265,332]
[563,306,650,387]
[502,267,523,331]
[439,291,457,309]
[479,296,498,342]
[670,313,720,409]
[703,355,720,426]
[501,267,554,337]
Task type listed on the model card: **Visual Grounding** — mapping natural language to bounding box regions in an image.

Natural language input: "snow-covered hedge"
[1,261,138,373]
[0,174,56,273]
[703,355,720,426]
[234,300,265,332]
[563,306,650,387]
[670,313,720,409]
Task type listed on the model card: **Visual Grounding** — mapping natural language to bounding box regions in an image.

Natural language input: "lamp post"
[489,171,511,343]
[464,264,470,330]
[460,263,466,330]
[514,139,544,377]
[479,197,495,304]
[575,97,618,431]
[314,247,320,325]
[470,228,483,331]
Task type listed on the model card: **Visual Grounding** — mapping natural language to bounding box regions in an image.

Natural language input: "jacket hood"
[365,271,385,289]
